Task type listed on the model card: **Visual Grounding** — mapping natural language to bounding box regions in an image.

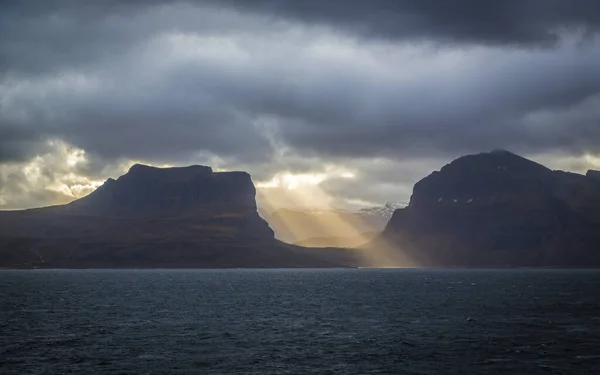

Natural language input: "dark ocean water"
[1,269,599,375]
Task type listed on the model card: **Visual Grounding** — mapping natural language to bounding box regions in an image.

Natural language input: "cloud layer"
[209,0,600,46]
[1,0,600,209]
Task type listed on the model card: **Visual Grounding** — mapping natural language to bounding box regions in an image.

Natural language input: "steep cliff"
[69,165,257,214]
[373,150,600,267]
[60,164,274,239]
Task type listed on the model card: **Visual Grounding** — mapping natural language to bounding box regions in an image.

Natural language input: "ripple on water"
[1,269,600,375]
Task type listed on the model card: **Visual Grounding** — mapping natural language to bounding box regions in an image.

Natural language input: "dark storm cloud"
[0,1,278,164]
[253,42,600,159]
[208,0,600,46]
[4,0,600,77]
[1,0,600,210]
[0,126,47,163]
[0,0,283,76]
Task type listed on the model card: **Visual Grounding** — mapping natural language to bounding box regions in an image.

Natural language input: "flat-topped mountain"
[0,164,359,268]
[370,150,600,267]
[68,164,260,218]
[63,164,274,239]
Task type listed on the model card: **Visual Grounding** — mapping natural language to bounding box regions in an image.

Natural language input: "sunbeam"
[256,171,417,267]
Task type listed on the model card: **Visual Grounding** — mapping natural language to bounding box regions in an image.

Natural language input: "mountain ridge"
[370,150,600,267]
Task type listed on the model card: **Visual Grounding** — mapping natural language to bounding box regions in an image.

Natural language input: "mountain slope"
[368,150,600,267]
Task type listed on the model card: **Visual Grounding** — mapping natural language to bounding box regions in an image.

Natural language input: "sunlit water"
[1,269,599,374]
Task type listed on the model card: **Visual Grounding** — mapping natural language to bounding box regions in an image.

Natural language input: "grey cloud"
[1,0,600,209]
[1,39,276,165]
[0,1,288,76]
[207,0,600,46]
[0,1,295,166]
[318,157,444,206]
[265,44,600,159]
[2,0,600,166]
[0,126,48,163]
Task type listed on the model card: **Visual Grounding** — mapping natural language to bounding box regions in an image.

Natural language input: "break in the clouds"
[1,0,600,209]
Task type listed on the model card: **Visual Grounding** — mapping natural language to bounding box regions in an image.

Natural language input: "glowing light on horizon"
[256,167,356,191]
[255,167,416,268]
[583,154,600,169]
[256,172,327,190]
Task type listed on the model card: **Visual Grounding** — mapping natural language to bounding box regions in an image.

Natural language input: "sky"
[1,0,600,211]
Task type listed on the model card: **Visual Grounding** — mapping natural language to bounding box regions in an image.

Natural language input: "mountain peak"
[587,170,600,184]
[128,163,154,172]
[446,150,549,172]
[125,163,213,178]
[411,150,552,208]
[488,148,513,155]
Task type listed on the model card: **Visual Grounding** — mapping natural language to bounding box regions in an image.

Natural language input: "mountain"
[368,150,600,267]
[359,201,407,219]
[0,165,359,268]
[262,204,393,247]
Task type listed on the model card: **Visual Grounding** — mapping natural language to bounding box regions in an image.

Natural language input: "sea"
[1,269,599,375]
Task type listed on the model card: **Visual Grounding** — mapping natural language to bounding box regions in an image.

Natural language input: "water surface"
[1,269,599,374]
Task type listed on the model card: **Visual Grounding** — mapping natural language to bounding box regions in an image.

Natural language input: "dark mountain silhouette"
[0,165,359,268]
[588,169,600,185]
[368,150,600,267]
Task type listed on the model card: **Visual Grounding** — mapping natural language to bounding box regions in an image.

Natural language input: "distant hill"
[366,150,600,267]
[296,231,378,248]
[358,201,407,219]
[0,165,360,268]
[263,202,402,246]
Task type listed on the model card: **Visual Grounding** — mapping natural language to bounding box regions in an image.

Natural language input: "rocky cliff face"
[68,164,259,216]
[588,170,600,185]
[376,150,600,267]
[42,164,275,239]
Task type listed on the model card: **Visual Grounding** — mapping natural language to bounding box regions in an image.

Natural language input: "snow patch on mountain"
[359,201,407,219]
